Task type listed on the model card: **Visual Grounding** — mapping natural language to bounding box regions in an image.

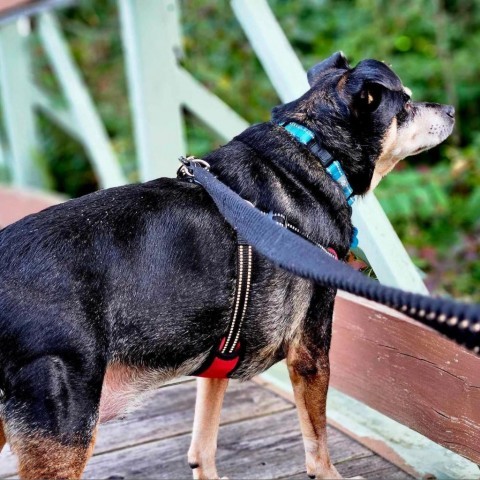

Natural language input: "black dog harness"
[192,237,253,378]
[177,122,359,377]
[184,159,480,355]
[177,135,348,377]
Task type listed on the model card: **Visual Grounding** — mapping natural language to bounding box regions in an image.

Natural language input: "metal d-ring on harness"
[179,157,480,357]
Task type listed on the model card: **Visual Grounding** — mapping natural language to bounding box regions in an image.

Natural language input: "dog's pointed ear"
[352,82,384,113]
[307,51,350,86]
[346,60,403,114]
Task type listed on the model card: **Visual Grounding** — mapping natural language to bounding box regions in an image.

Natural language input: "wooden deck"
[0,378,411,479]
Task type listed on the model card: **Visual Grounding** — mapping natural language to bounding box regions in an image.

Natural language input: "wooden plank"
[258,368,425,478]
[0,1,75,25]
[0,379,292,477]
[93,379,292,455]
[330,291,480,463]
[82,410,376,479]
[0,0,30,16]
[0,379,409,479]
[284,454,411,480]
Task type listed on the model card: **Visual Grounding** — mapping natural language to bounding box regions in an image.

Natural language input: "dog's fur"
[0,52,454,479]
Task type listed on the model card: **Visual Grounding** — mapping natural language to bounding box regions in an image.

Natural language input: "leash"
[182,158,480,356]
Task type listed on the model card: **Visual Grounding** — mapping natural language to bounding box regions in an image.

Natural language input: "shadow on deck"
[0,378,411,479]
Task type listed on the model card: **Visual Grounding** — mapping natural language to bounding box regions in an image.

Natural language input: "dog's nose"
[443,105,455,118]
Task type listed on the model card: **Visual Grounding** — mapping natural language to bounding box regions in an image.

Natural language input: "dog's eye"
[405,101,412,111]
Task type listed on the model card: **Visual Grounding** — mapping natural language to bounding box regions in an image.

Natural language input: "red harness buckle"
[195,337,241,378]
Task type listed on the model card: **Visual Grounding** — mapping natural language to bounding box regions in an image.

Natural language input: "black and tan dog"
[0,52,454,479]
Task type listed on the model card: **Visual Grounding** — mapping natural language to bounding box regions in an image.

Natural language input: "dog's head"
[272,52,455,193]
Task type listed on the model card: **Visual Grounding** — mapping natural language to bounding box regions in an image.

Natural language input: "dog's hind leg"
[4,354,103,480]
[0,419,6,453]
[188,377,229,480]
[287,338,341,480]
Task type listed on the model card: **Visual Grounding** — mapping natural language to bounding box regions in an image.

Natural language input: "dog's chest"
[98,363,190,423]
[232,267,315,379]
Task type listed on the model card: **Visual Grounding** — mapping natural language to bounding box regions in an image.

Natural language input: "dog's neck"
[271,103,376,195]
[203,122,354,256]
[278,121,355,206]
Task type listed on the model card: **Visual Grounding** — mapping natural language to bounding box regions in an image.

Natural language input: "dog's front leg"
[287,343,341,480]
[188,377,229,480]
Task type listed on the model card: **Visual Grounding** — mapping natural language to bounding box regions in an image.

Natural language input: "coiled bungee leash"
[180,157,480,356]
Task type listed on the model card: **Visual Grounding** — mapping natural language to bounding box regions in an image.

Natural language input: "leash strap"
[188,162,480,355]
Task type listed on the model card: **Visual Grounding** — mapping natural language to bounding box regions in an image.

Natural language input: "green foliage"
[377,168,450,223]
[375,142,480,300]
[16,0,480,301]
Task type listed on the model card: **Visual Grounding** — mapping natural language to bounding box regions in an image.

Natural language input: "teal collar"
[279,121,358,248]
[280,121,356,207]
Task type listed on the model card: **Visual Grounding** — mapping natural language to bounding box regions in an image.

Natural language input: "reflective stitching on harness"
[222,243,252,354]
[227,244,253,353]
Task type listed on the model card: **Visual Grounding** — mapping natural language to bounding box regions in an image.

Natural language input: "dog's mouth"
[395,106,455,159]
[370,105,454,191]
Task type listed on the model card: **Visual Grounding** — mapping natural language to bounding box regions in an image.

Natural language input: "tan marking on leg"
[12,434,94,480]
[0,419,6,453]
[85,423,98,463]
[287,344,341,480]
[188,377,229,480]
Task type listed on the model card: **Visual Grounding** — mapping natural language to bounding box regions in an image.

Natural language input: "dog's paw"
[194,475,228,480]
[306,464,365,479]
[306,467,342,479]
[191,467,228,480]
[307,475,364,480]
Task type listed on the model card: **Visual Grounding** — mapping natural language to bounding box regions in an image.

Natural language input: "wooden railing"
[331,292,480,465]
[0,186,62,227]
[0,0,29,13]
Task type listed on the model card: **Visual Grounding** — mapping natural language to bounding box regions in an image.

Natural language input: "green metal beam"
[32,86,82,144]
[0,20,44,187]
[231,0,428,294]
[178,67,249,142]
[119,0,186,181]
[37,13,126,188]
